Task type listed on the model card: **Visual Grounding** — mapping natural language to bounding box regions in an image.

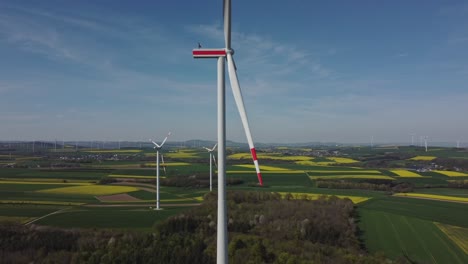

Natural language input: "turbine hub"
[225,48,235,55]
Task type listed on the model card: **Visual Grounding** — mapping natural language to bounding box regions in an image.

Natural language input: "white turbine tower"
[203,143,218,192]
[424,136,428,152]
[150,132,171,210]
[192,0,264,262]
[410,133,415,146]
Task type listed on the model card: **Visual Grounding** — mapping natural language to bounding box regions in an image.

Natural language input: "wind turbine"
[424,136,428,152]
[203,143,218,192]
[150,132,171,210]
[410,133,415,146]
[193,0,264,262]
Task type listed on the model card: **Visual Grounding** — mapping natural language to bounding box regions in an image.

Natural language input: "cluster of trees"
[316,181,414,193]
[160,175,243,188]
[448,180,468,189]
[1,191,408,263]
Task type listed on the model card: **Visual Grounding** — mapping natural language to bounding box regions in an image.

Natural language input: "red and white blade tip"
[193,49,226,58]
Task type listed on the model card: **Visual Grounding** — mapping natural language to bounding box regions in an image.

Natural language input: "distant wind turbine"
[424,136,428,152]
[203,143,218,192]
[150,132,171,210]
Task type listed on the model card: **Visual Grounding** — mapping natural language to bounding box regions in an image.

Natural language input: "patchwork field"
[409,156,437,161]
[390,169,423,177]
[394,193,468,203]
[37,185,139,196]
[359,209,468,263]
[435,223,468,254]
[308,174,394,180]
[432,170,468,177]
[1,145,467,264]
[34,207,189,230]
[277,192,370,204]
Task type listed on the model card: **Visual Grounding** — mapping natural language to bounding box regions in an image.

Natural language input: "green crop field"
[435,223,468,254]
[0,182,84,192]
[359,209,468,263]
[35,207,189,230]
[0,204,64,217]
[360,196,468,228]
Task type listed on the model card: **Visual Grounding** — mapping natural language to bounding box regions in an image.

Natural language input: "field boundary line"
[394,194,468,204]
[24,208,70,225]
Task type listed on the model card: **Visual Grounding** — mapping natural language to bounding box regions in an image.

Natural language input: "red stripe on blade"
[250,148,258,160]
[257,173,263,186]
[192,50,226,56]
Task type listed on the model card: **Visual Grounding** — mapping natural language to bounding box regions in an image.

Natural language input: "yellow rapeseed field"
[390,169,423,177]
[327,157,359,163]
[295,161,333,166]
[408,156,436,161]
[276,192,370,204]
[394,193,468,203]
[435,223,468,254]
[432,170,468,177]
[38,185,138,196]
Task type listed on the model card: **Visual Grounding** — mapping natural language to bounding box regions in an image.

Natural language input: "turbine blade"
[160,132,171,147]
[226,53,263,186]
[213,155,218,169]
[150,140,160,148]
[161,154,166,175]
[211,143,218,151]
[224,0,231,49]
[203,147,211,152]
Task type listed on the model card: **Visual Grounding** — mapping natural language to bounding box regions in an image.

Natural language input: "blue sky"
[1,0,467,144]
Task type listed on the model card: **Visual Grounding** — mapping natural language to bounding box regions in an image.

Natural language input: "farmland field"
[409,156,437,161]
[432,170,468,177]
[415,188,468,197]
[34,207,189,230]
[276,192,370,204]
[360,196,468,228]
[390,169,423,177]
[359,208,468,263]
[37,185,139,196]
[2,144,468,263]
[393,192,468,203]
[308,174,394,180]
[435,223,468,254]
